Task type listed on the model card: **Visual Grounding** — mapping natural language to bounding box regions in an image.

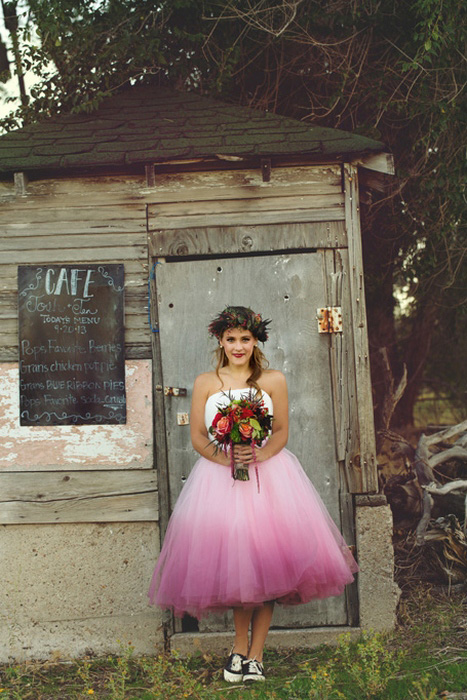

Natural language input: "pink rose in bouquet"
[238,422,254,440]
[212,414,232,438]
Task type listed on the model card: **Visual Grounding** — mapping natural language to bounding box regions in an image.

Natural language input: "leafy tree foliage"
[2,0,465,426]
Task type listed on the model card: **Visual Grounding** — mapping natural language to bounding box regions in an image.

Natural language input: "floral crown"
[208,306,271,343]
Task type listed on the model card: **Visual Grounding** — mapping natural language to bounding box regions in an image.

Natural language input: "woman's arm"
[190,373,231,466]
[234,370,289,464]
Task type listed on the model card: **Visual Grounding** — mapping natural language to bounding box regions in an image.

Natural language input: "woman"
[148,306,358,683]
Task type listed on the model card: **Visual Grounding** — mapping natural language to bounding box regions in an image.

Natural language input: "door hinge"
[317,307,343,333]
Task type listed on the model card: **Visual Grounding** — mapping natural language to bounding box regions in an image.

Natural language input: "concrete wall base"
[1,504,400,661]
[355,503,401,632]
[171,627,362,657]
[0,522,164,662]
[5,613,163,662]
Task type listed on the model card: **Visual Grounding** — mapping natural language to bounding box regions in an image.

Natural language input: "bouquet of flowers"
[209,390,273,483]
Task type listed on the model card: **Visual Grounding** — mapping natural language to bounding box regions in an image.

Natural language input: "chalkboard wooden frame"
[18,264,126,426]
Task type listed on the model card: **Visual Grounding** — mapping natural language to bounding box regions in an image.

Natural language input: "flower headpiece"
[208,306,271,343]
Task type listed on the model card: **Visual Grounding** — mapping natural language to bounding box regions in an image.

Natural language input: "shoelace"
[244,659,263,674]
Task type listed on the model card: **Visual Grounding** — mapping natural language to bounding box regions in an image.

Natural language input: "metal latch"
[164,386,187,397]
[317,307,343,333]
[155,385,187,396]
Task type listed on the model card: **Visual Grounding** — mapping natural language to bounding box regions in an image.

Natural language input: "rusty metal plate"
[317,307,343,333]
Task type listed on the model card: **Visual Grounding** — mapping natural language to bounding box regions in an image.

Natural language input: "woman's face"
[220,327,256,368]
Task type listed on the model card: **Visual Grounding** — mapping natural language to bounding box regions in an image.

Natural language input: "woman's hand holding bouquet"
[209,391,273,484]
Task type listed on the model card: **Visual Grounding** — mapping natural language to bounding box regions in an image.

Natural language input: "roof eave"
[0,145,389,180]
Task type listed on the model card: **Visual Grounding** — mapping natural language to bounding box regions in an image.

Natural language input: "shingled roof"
[0,86,385,175]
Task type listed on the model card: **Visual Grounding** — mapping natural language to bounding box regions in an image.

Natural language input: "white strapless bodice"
[204,388,273,431]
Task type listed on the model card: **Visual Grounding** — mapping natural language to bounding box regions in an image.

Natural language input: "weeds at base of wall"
[0,585,466,699]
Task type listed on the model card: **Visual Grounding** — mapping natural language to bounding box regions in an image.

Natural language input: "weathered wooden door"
[150,237,357,631]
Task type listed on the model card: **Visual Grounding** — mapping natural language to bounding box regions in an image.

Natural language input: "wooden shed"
[0,86,399,661]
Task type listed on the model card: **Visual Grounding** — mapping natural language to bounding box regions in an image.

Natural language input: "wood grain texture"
[149,268,171,541]
[343,163,378,493]
[148,206,344,231]
[21,166,341,199]
[0,469,158,523]
[149,221,347,258]
[323,247,363,493]
[0,166,343,363]
[147,192,343,219]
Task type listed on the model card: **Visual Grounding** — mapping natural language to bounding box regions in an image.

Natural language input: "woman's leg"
[248,601,274,662]
[232,607,254,656]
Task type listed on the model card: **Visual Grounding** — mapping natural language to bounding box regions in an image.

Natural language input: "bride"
[148,306,358,683]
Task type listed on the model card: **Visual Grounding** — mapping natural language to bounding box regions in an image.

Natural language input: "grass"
[413,390,466,428]
[0,586,466,699]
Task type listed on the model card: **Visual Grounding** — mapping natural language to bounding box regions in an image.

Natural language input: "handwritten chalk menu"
[18,264,126,426]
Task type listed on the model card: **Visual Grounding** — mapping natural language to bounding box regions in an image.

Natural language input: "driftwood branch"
[425,480,467,496]
[378,348,407,434]
[414,422,467,544]
[429,446,467,468]
[414,434,436,485]
[424,419,467,447]
[425,481,467,536]
[415,490,434,545]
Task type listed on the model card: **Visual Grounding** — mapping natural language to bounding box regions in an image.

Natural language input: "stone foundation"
[355,500,401,632]
[0,522,163,662]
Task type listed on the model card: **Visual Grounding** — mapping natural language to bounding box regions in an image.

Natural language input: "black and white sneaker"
[242,658,266,682]
[223,652,246,683]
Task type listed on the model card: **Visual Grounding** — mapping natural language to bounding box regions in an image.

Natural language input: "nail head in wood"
[261,158,271,183]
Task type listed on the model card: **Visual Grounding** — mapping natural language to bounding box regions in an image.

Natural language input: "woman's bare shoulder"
[261,369,287,392]
[193,371,220,394]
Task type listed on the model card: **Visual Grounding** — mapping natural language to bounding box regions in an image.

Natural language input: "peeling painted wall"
[0,361,153,470]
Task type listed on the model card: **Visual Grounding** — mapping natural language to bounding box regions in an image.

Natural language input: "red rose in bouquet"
[208,390,273,484]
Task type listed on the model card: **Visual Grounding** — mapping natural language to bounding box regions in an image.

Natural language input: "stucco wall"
[1,522,163,661]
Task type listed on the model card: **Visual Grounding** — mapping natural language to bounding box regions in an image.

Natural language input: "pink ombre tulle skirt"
[148,448,358,619]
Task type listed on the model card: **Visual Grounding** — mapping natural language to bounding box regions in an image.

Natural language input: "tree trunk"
[393,298,439,428]
[360,202,401,431]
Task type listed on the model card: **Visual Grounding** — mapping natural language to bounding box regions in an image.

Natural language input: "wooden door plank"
[149,221,347,258]
[22,166,341,199]
[148,208,344,230]
[0,220,147,235]
[0,202,146,225]
[343,164,378,493]
[0,232,147,249]
[149,263,171,539]
[147,192,343,219]
[0,469,158,524]
[4,181,343,210]
[0,262,148,283]
[0,247,147,264]
[0,493,157,523]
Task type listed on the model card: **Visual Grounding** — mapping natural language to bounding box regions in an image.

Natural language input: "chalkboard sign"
[18,264,126,425]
